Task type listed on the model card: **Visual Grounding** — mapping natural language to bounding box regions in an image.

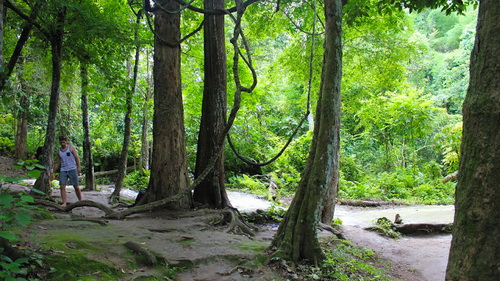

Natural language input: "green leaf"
[15,257,29,264]
[1,255,13,263]
[20,194,35,203]
[0,193,14,205]
[0,231,17,240]
[29,187,45,195]
[28,170,41,178]
[15,213,32,227]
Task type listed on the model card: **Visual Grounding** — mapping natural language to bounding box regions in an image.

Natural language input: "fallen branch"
[395,223,453,235]
[365,223,453,236]
[338,199,404,207]
[77,166,136,180]
[442,170,458,184]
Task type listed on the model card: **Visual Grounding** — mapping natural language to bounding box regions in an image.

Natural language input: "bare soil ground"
[1,155,451,280]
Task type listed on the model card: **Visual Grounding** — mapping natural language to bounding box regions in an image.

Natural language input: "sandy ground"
[1,155,453,280]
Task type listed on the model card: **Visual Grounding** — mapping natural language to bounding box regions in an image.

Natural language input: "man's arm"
[71,145,81,173]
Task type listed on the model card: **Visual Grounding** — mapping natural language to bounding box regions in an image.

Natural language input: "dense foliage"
[0,1,477,204]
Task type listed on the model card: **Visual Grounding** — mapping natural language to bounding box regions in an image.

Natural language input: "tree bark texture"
[33,7,66,195]
[271,0,342,263]
[193,0,230,209]
[15,59,29,160]
[446,1,500,280]
[144,0,192,209]
[80,63,95,191]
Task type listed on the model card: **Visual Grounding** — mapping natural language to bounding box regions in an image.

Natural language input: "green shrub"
[314,238,392,280]
[0,184,46,280]
[123,170,150,191]
[228,174,268,197]
[339,166,455,204]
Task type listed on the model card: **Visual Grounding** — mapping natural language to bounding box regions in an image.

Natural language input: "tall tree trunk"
[0,0,3,87]
[15,58,29,160]
[111,52,138,202]
[140,48,152,172]
[143,0,191,209]
[446,1,500,280]
[2,2,39,93]
[14,95,29,160]
[33,8,66,195]
[193,0,230,209]
[80,63,95,191]
[271,0,342,263]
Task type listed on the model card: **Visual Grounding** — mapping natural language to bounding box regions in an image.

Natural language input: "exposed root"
[124,241,159,266]
[71,217,108,226]
[36,199,118,217]
[318,222,345,239]
[221,207,258,237]
[218,265,255,276]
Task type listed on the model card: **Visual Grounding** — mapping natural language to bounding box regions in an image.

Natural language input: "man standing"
[53,136,82,206]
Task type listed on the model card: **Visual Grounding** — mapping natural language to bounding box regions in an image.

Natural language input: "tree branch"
[4,0,49,39]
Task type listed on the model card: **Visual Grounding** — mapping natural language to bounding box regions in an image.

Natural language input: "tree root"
[219,207,258,237]
[35,198,259,238]
[218,265,255,276]
[124,241,159,266]
[35,199,117,216]
[71,217,108,226]
[318,222,345,239]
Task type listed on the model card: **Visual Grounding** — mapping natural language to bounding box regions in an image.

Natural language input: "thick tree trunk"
[193,0,230,209]
[446,1,500,280]
[80,63,95,191]
[321,178,339,224]
[33,8,66,195]
[143,0,191,209]
[271,0,342,263]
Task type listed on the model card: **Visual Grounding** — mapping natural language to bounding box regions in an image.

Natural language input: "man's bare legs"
[60,184,82,207]
[74,185,82,201]
[60,185,67,206]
